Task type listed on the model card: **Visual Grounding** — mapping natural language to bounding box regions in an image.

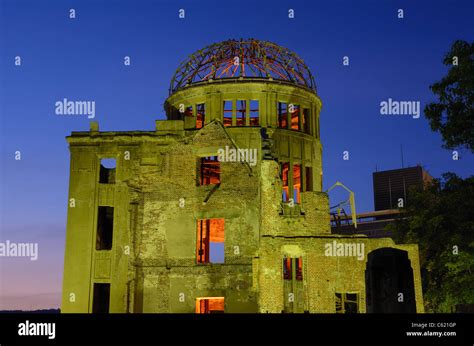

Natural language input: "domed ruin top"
[169,39,316,95]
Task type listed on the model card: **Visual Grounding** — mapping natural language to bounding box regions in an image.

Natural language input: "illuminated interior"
[290,104,300,130]
[196,103,205,129]
[196,218,225,263]
[281,162,289,202]
[199,156,221,185]
[293,164,301,204]
[283,257,292,280]
[195,297,225,313]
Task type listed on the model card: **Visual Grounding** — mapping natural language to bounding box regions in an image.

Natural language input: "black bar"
[0,313,472,345]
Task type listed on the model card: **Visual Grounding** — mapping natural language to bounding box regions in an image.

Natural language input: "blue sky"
[0,0,473,309]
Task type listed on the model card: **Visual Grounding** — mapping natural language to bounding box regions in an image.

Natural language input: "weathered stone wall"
[62,77,424,314]
[125,122,261,312]
[257,160,424,313]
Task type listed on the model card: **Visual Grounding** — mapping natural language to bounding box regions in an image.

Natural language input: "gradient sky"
[0,0,473,310]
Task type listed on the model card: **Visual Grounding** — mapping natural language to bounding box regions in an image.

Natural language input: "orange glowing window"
[196,103,205,129]
[199,156,220,185]
[223,101,232,127]
[290,104,300,130]
[236,100,246,126]
[196,297,225,313]
[295,257,303,281]
[283,257,292,280]
[196,219,225,264]
[283,257,303,281]
[281,162,290,202]
[278,102,288,128]
[293,164,301,204]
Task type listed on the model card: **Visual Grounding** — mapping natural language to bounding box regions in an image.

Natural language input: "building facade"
[62,39,424,313]
[373,166,433,211]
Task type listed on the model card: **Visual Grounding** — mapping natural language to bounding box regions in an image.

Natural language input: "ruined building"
[62,39,424,313]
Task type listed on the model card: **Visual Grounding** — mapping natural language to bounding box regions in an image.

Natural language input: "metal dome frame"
[169,39,316,95]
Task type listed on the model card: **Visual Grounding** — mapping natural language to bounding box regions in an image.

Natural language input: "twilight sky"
[0,0,473,310]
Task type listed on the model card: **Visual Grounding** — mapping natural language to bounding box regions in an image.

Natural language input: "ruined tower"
[62,39,423,313]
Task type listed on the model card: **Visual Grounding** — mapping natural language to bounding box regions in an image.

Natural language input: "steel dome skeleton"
[169,39,316,95]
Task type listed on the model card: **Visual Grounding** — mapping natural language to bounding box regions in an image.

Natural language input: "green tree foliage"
[388,173,474,312]
[424,40,474,152]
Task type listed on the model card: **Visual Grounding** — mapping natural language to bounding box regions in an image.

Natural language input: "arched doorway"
[365,248,416,313]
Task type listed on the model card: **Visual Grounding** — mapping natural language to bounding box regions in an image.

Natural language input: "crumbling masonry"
[62,39,424,313]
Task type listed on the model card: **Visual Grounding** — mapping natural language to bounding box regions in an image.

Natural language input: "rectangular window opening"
[195,297,225,313]
[281,162,290,202]
[92,283,110,313]
[283,257,292,280]
[223,101,232,127]
[198,156,221,185]
[295,257,303,281]
[99,159,116,184]
[293,164,301,204]
[236,100,246,126]
[278,102,288,128]
[184,105,193,118]
[305,166,313,192]
[290,104,300,130]
[249,100,259,126]
[196,104,205,129]
[335,293,359,313]
[197,218,225,264]
[96,206,114,250]
[303,108,310,134]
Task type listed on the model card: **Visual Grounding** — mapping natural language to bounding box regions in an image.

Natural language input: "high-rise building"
[373,166,433,211]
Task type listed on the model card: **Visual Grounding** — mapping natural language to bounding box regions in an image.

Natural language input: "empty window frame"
[198,156,221,185]
[184,105,193,118]
[196,219,225,264]
[305,166,313,192]
[249,100,259,126]
[99,159,116,184]
[283,257,303,281]
[335,293,359,313]
[290,104,300,130]
[236,100,246,126]
[295,257,303,281]
[283,257,292,280]
[196,103,205,129]
[96,206,114,250]
[195,297,225,313]
[92,283,110,313]
[293,164,302,204]
[278,102,288,128]
[302,108,311,134]
[223,100,233,127]
[281,162,290,202]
